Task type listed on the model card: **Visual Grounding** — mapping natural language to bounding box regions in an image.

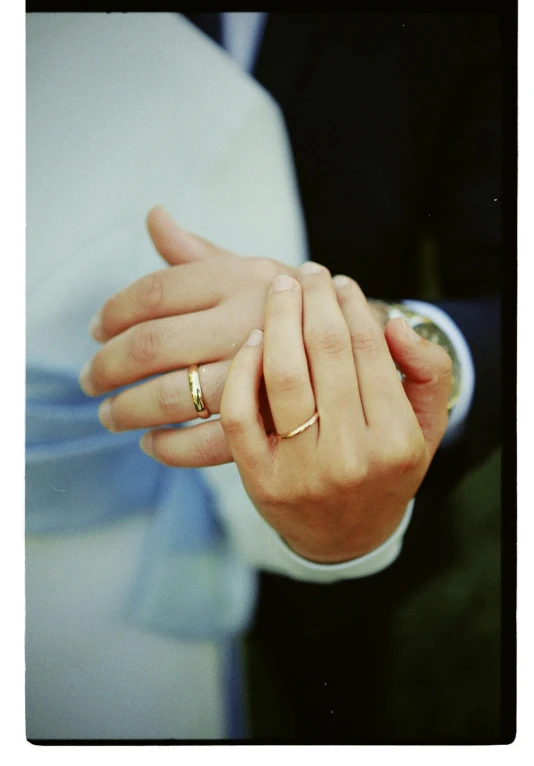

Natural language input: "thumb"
[385,317,453,457]
[146,206,220,266]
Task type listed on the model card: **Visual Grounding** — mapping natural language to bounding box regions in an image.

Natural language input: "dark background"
[245,240,506,741]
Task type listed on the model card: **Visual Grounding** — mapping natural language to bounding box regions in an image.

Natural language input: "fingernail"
[246,329,263,346]
[272,275,295,292]
[401,318,422,342]
[140,432,154,456]
[79,361,96,395]
[98,399,116,432]
[90,310,104,341]
[299,261,324,275]
[332,274,351,288]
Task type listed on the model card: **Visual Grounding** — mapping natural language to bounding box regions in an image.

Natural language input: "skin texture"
[219,265,452,563]
[81,207,389,466]
[80,207,452,561]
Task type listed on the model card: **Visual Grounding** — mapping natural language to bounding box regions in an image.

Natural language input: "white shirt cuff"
[203,462,416,583]
[256,499,415,583]
[402,299,475,445]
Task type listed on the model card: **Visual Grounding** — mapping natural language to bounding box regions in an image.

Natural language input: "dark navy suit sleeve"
[425,15,502,483]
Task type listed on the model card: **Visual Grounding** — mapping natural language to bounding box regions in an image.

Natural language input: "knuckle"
[139,271,164,312]
[156,374,181,416]
[330,453,368,487]
[220,404,246,439]
[251,257,287,284]
[268,364,307,396]
[349,327,380,356]
[128,324,160,365]
[307,322,348,356]
[403,440,425,469]
[384,432,425,472]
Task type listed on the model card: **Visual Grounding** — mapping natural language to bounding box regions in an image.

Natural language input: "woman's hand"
[219,262,452,563]
[80,207,387,467]
[79,207,293,464]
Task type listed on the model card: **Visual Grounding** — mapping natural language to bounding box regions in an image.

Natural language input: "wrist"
[277,499,416,569]
[280,506,409,564]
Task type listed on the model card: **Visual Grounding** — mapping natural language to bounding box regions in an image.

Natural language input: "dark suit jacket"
[189,11,504,742]
[254,12,501,475]
[254,12,503,742]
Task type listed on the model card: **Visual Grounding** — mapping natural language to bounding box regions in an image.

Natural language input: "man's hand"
[79,207,394,467]
[218,264,452,562]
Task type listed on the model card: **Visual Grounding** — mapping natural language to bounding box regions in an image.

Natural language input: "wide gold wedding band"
[187,364,210,419]
[275,411,319,440]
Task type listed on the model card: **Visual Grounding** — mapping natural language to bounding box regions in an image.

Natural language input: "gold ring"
[187,364,210,419]
[274,411,319,440]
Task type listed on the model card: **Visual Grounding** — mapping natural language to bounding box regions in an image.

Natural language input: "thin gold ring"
[187,364,210,419]
[274,411,319,440]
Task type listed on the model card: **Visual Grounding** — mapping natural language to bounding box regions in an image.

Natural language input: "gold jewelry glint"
[275,411,319,440]
[187,364,210,419]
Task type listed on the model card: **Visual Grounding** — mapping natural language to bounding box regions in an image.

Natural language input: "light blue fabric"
[25,11,307,738]
[26,361,258,642]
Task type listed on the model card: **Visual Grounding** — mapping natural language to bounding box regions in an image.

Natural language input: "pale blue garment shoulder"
[26,11,306,645]
[25,13,308,739]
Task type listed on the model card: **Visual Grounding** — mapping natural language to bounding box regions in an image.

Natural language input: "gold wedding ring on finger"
[187,364,210,419]
[274,411,319,440]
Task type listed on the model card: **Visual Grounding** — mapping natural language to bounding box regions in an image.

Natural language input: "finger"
[332,275,413,429]
[298,263,365,440]
[220,329,272,472]
[93,259,223,342]
[98,361,229,433]
[385,317,452,457]
[146,206,220,265]
[262,275,316,438]
[81,307,240,397]
[140,419,233,467]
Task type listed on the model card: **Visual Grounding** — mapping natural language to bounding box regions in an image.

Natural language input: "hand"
[219,263,452,563]
[80,207,293,464]
[80,207,387,466]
